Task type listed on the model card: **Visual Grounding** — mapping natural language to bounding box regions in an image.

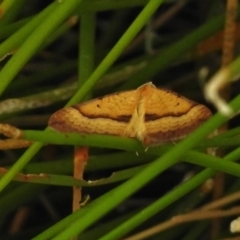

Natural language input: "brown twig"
[212,0,238,237]
[125,207,240,240]
[202,191,240,211]
[0,124,32,149]
[72,147,88,240]
[72,147,88,212]
[125,191,240,240]
[221,0,237,67]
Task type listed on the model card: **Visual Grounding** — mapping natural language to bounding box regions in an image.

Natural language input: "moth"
[48,82,212,146]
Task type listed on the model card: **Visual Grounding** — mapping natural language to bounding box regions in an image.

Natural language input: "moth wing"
[139,83,212,145]
[48,90,139,137]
